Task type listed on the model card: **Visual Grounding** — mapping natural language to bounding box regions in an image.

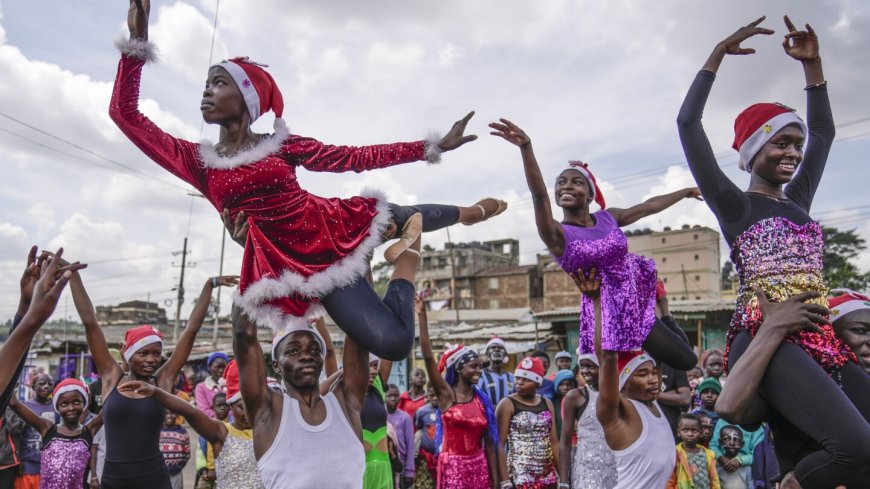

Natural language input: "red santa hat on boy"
[514,356,546,385]
[123,325,164,363]
[561,161,606,209]
[732,103,806,172]
[223,359,242,404]
[211,57,285,129]
[52,378,89,412]
[828,289,870,323]
[617,350,655,391]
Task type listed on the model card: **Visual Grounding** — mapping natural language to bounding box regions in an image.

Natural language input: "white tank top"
[612,399,675,489]
[257,392,365,489]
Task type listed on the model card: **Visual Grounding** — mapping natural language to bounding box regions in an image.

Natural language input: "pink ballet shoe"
[384,213,423,263]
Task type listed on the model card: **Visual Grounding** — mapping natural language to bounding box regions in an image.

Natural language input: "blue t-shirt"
[414,404,439,454]
[538,378,555,400]
[20,400,58,474]
[477,370,515,405]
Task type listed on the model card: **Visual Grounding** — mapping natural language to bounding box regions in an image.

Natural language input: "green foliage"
[823,226,870,291]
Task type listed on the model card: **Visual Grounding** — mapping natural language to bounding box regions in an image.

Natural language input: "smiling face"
[129,343,163,379]
[458,357,482,385]
[164,410,178,428]
[578,359,599,388]
[271,332,323,388]
[834,310,870,375]
[201,66,249,125]
[486,344,506,364]
[555,169,593,210]
[56,391,85,424]
[31,374,53,403]
[622,361,660,402]
[750,125,804,184]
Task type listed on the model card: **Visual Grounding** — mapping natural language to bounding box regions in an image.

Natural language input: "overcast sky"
[1,0,869,322]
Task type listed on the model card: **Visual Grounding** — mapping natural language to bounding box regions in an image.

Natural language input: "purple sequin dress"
[555,210,657,353]
[39,425,93,489]
[728,217,854,376]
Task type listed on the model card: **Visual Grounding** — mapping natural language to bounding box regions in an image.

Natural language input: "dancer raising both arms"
[418,296,498,489]
[112,0,505,361]
[489,121,698,370]
[676,15,870,488]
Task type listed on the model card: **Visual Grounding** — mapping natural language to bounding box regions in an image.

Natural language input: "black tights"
[321,203,459,361]
[729,331,870,489]
[643,316,698,371]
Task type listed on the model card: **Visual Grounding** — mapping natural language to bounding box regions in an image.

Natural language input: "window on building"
[694,254,699,261]
[663,277,668,283]
[661,238,666,244]
[662,257,667,263]
[489,278,499,289]
[695,275,700,281]
[693,234,698,240]
[489,299,500,309]
[681,296,687,300]
[696,296,701,300]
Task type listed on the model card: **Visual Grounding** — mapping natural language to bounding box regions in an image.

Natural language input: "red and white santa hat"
[438,344,477,373]
[271,321,327,361]
[211,57,285,128]
[123,325,164,362]
[561,161,606,209]
[617,350,656,391]
[829,289,870,323]
[223,359,242,404]
[485,336,506,350]
[52,378,89,412]
[732,103,806,172]
[515,356,546,385]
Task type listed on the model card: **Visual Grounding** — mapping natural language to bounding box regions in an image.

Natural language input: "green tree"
[823,226,870,291]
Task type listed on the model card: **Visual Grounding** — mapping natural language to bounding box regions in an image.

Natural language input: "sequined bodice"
[216,429,263,489]
[441,396,488,456]
[203,156,306,217]
[506,401,557,486]
[556,211,629,276]
[572,388,617,489]
[39,427,92,489]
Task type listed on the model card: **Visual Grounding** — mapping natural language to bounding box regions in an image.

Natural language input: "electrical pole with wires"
[171,238,195,344]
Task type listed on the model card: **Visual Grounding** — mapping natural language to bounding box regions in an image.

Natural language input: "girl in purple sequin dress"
[8,379,102,489]
[490,120,698,369]
[677,16,870,488]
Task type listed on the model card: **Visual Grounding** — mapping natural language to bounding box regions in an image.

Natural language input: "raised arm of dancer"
[417,295,453,409]
[609,188,702,227]
[109,0,205,188]
[489,119,564,256]
[676,18,772,222]
[231,305,275,450]
[495,398,515,485]
[0,247,39,411]
[0,250,79,408]
[716,290,827,424]
[158,276,239,391]
[314,318,339,377]
[781,16,835,211]
[587,276,621,432]
[70,271,122,387]
[289,112,477,173]
[338,335,370,430]
[118,380,227,445]
[7,395,53,437]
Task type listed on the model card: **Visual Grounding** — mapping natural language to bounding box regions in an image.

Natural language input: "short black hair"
[530,350,550,361]
[678,413,700,426]
[720,425,743,439]
[212,392,227,405]
[386,384,400,392]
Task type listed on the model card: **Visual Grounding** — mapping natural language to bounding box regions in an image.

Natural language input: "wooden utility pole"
[172,238,190,344]
[446,227,460,324]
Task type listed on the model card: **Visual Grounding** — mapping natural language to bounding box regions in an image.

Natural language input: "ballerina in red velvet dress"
[110,0,506,360]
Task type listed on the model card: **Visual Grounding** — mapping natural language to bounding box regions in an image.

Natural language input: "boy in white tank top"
[574,270,677,489]
[231,305,369,489]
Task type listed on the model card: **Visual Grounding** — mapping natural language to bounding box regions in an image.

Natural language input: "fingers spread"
[783,15,797,32]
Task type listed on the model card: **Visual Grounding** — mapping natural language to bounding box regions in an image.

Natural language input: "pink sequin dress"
[437,395,492,489]
[555,210,657,354]
[110,50,430,329]
[38,426,93,489]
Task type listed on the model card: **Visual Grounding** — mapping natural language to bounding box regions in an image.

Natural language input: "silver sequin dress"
[215,424,265,489]
[571,387,618,489]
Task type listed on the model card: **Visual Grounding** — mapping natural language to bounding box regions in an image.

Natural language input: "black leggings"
[642,316,698,371]
[321,203,459,361]
[729,331,870,489]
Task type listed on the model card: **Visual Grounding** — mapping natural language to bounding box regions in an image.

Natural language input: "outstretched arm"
[69,272,122,390]
[489,119,564,256]
[609,188,702,227]
[314,318,339,377]
[716,290,827,424]
[7,396,53,437]
[339,334,369,431]
[158,276,239,391]
[0,247,39,411]
[118,380,227,444]
[417,296,452,409]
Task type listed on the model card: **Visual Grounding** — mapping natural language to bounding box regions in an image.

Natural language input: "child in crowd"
[385,384,415,488]
[529,351,556,400]
[709,421,763,487]
[687,367,704,409]
[691,377,721,426]
[160,411,191,489]
[701,350,726,384]
[212,393,229,422]
[553,352,572,372]
[698,414,714,449]
[667,413,720,489]
[552,369,577,438]
[716,426,752,489]
[8,379,102,489]
[413,386,439,489]
[398,368,429,421]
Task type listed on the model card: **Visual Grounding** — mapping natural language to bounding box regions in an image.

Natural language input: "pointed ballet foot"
[461,198,508,225]
[384,213,423,263]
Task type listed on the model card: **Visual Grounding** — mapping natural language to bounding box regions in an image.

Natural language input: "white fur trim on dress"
[114,38,159,63]
[199,119,291,170]
[232,188,391,331]
[424,132,443,164]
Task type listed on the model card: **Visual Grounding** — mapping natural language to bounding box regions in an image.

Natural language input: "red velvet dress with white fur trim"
[110,53,428,329]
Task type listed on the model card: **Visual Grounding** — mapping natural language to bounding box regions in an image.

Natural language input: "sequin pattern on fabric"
[555,211,657,353]
[571,388,618,489]
[506,408,557,488]
[38,427,92,489]
[437,396,491,489]
[215,429,264,489]
[727,217,855,376]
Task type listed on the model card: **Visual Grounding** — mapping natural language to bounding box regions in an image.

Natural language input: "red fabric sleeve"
[281,134,426,173]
